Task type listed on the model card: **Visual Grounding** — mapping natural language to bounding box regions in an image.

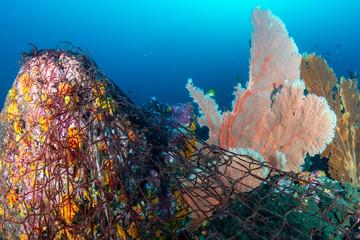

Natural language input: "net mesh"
[0,44,359,239]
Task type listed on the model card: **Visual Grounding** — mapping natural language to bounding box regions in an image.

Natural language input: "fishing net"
[0,44,359,239]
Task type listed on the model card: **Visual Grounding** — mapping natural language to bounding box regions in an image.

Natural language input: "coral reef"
[300,54,360,187]
[0,8,359,240]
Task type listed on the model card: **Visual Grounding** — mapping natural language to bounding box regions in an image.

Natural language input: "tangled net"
[0,44,359,239]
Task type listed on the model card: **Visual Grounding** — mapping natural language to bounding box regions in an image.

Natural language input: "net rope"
[0,45,359,239]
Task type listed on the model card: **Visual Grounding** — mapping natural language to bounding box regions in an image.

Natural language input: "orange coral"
[6,190,19,208]
[67,126,83,149]
[300,54,360,186]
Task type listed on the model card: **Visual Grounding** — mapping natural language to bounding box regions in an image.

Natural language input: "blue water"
[0,0,359,110]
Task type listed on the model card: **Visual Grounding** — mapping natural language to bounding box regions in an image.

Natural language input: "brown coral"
[300,53,360,186]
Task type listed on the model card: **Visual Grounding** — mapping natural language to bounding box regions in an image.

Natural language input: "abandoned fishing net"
[0,43,359,240]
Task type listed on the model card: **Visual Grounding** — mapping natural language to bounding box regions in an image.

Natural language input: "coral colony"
[0,8,359,240]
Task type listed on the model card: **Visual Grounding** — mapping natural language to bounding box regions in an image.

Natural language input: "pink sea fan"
[187,8,336,172]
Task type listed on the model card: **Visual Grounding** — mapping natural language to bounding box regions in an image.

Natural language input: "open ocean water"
[0,0,359,109]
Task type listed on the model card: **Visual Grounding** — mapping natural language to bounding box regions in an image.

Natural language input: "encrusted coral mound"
[0,46,192,239]
[0,47,133,238]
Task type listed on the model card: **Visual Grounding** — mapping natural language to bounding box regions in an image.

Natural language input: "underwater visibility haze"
[1,1,360,239]
[0,0,359,109]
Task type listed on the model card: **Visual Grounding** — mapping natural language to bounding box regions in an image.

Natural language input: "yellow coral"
[94,97,101,108]
[59,195,79,224]
[19,232,28,240]
[64,95,71,105]
[39,116,49,131]
[190,121,196,131]
[56,228,75,240]
[40,93,48,102]
[40,93,53,107]
[94,97,115,115]
[25,93,32,102]
[14,120,22,134]
[21,86,29,95]
[117,225,127,239]
[7,101,19,119]
[8,88,17,99]
[92,83,106,96]
[19,74,32,95]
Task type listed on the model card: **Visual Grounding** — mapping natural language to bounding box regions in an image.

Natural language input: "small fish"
[236,74,243,84]
[205,88,216,97]
[347,70,358,80]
